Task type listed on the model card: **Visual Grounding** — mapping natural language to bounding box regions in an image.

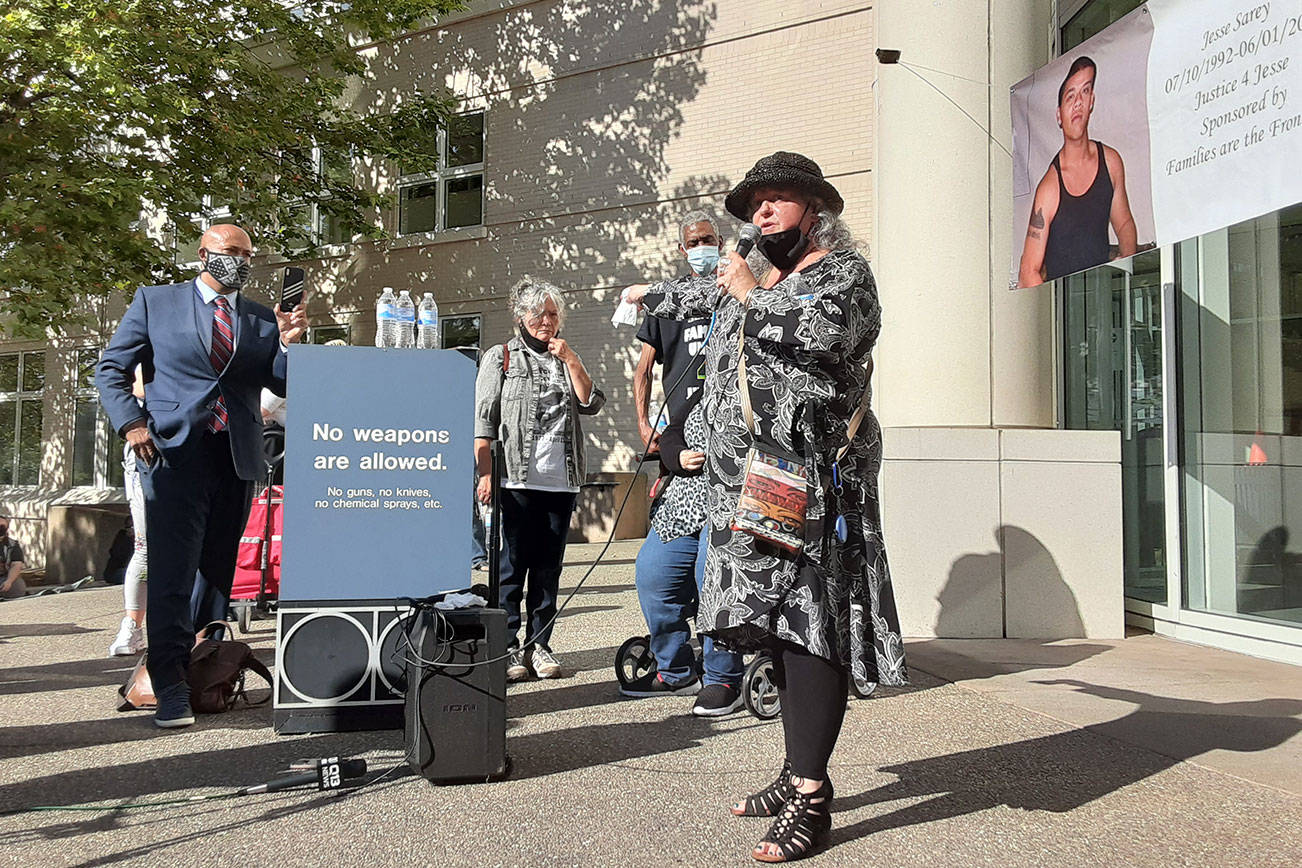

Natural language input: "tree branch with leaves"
[0,0,466,337]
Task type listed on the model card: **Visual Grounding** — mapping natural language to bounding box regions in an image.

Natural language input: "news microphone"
[238,757,367,795]
[717,223,763,309]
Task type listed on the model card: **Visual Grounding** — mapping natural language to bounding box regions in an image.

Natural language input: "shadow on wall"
[1242,525,1302,616]
[936,526,1084,639]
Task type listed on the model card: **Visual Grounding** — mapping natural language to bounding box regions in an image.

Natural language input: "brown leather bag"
[188,622,273,714]
[116,624,273,714]
[117,653,156,711]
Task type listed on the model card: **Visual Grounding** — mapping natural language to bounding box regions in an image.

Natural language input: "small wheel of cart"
[742,652,781,720]
[614,635,658,688]
[236,602,252,635]
[851,675,877,699]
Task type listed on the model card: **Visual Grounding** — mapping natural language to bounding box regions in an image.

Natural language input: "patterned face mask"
[201,249,251,290]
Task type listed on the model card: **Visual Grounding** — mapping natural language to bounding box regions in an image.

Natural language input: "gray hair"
[677,210,718,246]
[807,200,860,253]
[509,276,567,327]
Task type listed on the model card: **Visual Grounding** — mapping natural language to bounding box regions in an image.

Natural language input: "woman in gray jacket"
[474,277,605,681]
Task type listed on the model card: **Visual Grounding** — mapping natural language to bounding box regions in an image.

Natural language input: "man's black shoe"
[620,671,701,698]
[692,683,743,717]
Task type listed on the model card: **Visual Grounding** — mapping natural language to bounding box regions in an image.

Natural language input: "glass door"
[1063,250,1167,602]
[1178,205,1302,628]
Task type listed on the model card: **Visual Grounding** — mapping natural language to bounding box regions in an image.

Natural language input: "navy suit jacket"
[96,281,288,481]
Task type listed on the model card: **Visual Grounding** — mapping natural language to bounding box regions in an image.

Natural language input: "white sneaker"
[530,646,562,679]
[506,648,530,682]
[108,616,145,657]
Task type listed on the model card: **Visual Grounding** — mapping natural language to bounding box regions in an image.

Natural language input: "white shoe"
[108,616,145,657]
[506,648,530,682]
[530,646,562,679]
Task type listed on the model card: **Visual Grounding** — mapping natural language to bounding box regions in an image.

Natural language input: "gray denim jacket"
[474,336,606,488]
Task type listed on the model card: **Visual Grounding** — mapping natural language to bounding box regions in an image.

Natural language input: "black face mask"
[518,324,551,354]
[757,205,812,271]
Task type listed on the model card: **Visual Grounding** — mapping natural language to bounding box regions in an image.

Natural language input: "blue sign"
[281,345,475,600]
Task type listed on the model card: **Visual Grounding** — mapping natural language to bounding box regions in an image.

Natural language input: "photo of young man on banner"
[1011,6,1158,288]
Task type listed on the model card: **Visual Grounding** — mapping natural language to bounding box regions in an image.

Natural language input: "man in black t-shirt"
[1,515,27,600]
[626,212,745,716]
[633,212,720,451]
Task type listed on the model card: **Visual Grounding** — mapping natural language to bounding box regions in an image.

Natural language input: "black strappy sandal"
[731,759,794,817]
[751,779,834,863]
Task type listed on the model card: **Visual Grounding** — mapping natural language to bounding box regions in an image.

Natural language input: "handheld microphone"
[735,222,762,259]
[716,223,762,309]
[238,757,367,795]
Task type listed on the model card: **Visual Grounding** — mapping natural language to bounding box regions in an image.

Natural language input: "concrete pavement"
[0,540,1299,866]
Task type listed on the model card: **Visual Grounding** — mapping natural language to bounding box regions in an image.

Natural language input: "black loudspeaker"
[404,607,508,783]
[273,602,414,734]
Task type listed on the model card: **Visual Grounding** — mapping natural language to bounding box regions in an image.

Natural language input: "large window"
[169,197,233,266]
[284,147,354,252]
[310,324,351,345]
[70,348,125,489]
[1061,0,1146,51]
[0,351,44,486]
[1179,204,1302,627]
[441,314,481,351]
[398,112,485,236]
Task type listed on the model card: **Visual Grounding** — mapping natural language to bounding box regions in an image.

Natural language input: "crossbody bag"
[730,317,872,553]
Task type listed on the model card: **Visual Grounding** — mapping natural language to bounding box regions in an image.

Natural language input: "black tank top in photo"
[1043,141,1112,281]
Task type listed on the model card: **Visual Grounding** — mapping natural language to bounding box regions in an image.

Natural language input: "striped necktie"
[208,295,234,433]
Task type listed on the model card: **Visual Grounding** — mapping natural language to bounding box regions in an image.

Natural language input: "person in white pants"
[109,368,148,656]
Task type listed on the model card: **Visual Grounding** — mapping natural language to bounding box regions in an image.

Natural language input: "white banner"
[1010,0,1302,289]
[1147,0,1302,242]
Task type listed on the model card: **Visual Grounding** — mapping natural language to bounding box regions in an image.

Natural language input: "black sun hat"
[724,152,845,221]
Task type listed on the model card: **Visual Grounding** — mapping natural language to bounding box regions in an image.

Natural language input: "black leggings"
[770,639,848,781]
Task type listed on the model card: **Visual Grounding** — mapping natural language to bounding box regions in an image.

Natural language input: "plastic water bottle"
[375,287,396,347]
[396,289,416,348]
[417,292,440,349]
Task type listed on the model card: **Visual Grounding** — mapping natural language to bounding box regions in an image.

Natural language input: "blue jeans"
[635,525,743,688]
[470,497,488,568]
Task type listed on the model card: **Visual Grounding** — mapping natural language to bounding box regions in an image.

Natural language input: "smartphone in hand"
[279,266,306,313]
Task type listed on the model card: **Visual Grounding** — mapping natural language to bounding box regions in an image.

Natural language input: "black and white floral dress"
[643,248,906,689]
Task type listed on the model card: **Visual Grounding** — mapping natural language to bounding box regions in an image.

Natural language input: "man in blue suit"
[97,223,306,728]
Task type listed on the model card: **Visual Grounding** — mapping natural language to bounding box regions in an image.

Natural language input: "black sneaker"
[620,671,701,698]
[154,682,195,729]
[692,683,743,717]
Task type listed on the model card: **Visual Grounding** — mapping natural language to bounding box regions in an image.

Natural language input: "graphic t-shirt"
[637,275,712,424]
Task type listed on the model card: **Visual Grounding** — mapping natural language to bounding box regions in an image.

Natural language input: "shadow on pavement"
[554,604,621,621]
[507,680,626,720]
[0,657,138,697]
[505,715,765,781]
[831,682,1302,845]
[4,774,415,864]
[0,623,102,641]
[0,730,403,817]
[905,638,1112,687]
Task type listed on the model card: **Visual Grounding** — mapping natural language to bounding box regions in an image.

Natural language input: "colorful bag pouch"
[732,444,809,552]
[732,321,810,553]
